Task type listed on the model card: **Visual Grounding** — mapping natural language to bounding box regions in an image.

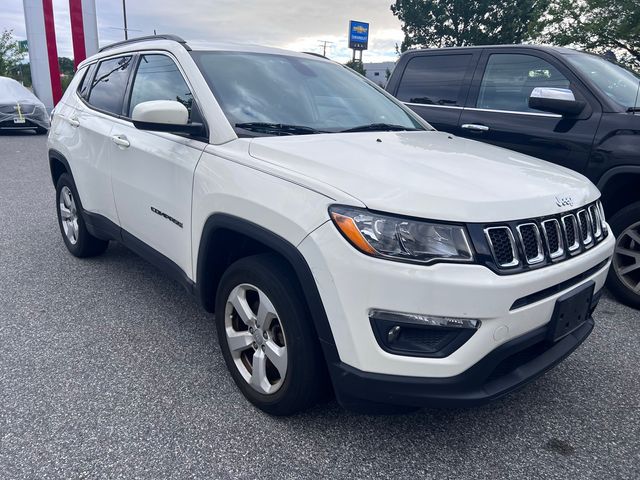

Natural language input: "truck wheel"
[215,254,327,415]
[607,201,640,309]
[56,173,109,257]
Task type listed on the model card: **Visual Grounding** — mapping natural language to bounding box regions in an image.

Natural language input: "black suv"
[386,45,640,308]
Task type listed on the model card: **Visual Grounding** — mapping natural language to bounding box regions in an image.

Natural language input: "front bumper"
[299,221,613,379]
[330,315,594,409]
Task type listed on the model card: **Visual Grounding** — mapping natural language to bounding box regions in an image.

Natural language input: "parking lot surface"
[1,133,639,479]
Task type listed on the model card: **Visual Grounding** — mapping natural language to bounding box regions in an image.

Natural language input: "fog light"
[370,309,480,358]
[387,325,401,343]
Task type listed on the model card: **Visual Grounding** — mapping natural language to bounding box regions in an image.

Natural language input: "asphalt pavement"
[1,132,639,479]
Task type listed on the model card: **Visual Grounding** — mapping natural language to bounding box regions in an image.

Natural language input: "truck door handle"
[462,124,489,132]
[111,134,130,148]
[68,117,80,127]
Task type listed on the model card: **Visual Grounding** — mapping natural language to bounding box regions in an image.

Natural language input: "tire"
[215,253,327,415]
[607,201,640,309]
[55,173,109,257]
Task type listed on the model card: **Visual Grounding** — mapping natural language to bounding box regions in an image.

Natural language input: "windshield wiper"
[235,122,325,135]
[339,123,421,133]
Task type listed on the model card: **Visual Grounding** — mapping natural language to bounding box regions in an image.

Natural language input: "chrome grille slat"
[577,209,593,247]
[562,214,580,253]
[516,223,545,264]
[484,226,519,268]
[542,219,564,259]
[589,205,602,239]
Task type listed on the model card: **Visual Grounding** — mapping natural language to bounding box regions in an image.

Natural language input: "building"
[363,61,396,87]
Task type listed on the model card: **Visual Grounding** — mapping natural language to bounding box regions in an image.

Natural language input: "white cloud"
[3,0,403,62]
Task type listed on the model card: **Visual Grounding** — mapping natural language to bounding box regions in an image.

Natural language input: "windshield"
[564,52,640,109]
[191,51,426,135]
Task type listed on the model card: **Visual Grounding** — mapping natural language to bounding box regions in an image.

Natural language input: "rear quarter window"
[396,54,472,106]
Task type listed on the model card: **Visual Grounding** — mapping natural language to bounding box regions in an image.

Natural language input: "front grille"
[482,201,607,272]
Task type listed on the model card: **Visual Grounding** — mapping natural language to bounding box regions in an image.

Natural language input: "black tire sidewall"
[606,201,640,309]
[215,254,325,415]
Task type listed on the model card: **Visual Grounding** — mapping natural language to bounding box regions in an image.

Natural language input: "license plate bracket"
[547,281,594,343]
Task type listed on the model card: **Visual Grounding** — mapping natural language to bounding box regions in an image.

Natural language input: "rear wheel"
[215,254,327,415]
[607,201,640,309]
[55,173,109,257]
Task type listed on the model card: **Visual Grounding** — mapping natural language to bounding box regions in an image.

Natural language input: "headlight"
[329,205,474,265]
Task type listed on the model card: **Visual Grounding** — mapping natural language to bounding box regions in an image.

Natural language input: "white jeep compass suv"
[48,35,615,415]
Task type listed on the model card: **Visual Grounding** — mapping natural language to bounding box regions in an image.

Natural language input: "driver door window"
[128,54,194,119]
[477,54,571,113]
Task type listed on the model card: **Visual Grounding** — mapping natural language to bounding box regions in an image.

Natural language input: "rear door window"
[87,56,133,115]
[477,54,572,112]
[396,54,473,106]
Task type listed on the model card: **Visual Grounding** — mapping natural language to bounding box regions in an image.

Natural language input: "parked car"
[386,45,640,308]
[0,76,49,134]
[48,35,614,415]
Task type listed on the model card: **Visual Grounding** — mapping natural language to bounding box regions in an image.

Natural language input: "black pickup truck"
[386,45,640,308]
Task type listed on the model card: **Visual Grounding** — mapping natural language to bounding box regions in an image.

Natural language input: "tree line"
[391,0,639,70]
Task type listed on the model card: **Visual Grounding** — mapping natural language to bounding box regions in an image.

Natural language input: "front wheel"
[55,173,109,257]
[215,254,327,415]
[607,201,640,309]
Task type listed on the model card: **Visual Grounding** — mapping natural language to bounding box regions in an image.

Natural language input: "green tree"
[545,0,640,70]
[391,0,549,51]
[0,29,25,77]
[345,59,366,76]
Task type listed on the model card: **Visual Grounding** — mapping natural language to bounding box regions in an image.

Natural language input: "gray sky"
[4,0,403,63]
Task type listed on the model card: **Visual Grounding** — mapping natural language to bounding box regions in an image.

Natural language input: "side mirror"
[131,100,205,135]
[528,87,586,116]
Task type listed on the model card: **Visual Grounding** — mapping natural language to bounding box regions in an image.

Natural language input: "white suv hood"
[248,131,599,222]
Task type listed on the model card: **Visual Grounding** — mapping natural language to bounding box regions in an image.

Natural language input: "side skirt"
[83,210,195,295]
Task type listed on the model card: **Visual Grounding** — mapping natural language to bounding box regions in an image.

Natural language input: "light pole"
[122,0,128,39]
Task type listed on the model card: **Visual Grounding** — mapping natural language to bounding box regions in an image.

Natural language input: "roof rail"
[98,34,191,53]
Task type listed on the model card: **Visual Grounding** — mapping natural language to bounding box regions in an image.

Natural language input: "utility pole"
[318,40,334,57]
[122,0,128,39]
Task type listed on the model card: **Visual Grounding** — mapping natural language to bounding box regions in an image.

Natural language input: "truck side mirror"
[528,87,586,116]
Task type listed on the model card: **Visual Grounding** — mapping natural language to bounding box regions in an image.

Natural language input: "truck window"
[477,54,571,113]
[396,54,472,106]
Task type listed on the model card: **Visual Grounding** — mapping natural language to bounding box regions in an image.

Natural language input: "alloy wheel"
[224,283,288,395]
[59,186,79,245]
[613,220,640,294]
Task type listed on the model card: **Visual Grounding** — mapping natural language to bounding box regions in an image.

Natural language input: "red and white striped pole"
[23,0,62,110]
[69,0,99,68]
[23,0,99,110]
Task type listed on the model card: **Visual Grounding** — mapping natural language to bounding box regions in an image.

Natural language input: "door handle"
[111,134,130,148]
[68,117,80,127]
[461,123,489,132]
